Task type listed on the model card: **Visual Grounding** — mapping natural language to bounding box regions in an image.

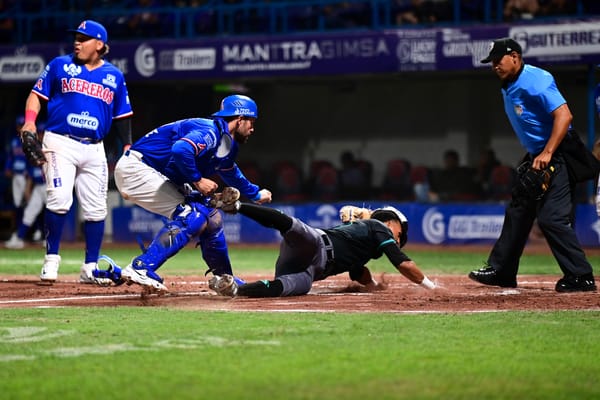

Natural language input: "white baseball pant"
[42,131,108,220]
[114,150,184,219]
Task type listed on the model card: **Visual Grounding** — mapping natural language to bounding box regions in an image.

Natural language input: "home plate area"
[1,274,599,313]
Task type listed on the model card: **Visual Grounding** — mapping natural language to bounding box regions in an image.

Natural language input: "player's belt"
[316,229,334,261]
[63,134,100,144]
[124,149,143,160]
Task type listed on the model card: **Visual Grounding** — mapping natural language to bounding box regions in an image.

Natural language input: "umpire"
[469,37,596,292]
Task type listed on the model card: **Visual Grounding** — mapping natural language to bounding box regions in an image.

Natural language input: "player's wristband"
[420,276,436,289]
[25,110,37,123]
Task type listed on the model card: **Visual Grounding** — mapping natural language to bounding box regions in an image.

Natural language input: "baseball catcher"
[20,130,46,167]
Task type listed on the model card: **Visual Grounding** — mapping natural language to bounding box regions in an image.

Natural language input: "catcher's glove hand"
[20,130,46,166]
[339,206,372,223]
[513,161,556,202]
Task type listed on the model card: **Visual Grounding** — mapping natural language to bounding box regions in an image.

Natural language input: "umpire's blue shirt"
[502,64,567,155]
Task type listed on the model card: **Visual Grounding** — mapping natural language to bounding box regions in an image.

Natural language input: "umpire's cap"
[481,37,522,63]
[371,206,409,248]
[212,95,258,118]
[69,20,108,43]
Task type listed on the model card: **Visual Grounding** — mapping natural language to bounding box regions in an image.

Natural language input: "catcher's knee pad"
[172,202,212,236]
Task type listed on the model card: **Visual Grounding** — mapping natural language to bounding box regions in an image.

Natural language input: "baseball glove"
[513,161,556,202]
[20,130,46,166]
[339,206,372,223]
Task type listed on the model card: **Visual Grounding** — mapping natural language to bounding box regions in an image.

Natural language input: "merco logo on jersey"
[61,78,114,104]
[67,112,99,130]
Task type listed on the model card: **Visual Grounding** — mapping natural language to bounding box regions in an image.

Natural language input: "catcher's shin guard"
[198,212,233,276]
[132,203,210,273]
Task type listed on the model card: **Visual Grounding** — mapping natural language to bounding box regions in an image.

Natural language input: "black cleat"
[555,274,597,293]
[468,266,517,288]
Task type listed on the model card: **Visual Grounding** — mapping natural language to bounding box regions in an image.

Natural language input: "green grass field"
[1,245,599,399]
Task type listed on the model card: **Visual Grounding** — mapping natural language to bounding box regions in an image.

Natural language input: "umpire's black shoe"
[468,266,517,288]
[555,274,597,293]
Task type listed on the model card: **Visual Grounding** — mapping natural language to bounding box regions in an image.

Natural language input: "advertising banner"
[1,20,598,83]
[112,202,600,247]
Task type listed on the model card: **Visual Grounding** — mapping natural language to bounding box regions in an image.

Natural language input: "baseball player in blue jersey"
[21,20,133,284]
[4,116,28,220]
[469,37,595,292]
[106,94,271,292]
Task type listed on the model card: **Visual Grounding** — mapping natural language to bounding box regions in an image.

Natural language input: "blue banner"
[2,19,599,83]
[111,202,600,247]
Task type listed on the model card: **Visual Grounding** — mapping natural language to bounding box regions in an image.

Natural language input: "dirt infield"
[1,273,599,313]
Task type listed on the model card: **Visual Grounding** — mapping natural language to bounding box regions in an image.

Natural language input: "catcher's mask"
[371,206,409,248]
[212,94,258,118]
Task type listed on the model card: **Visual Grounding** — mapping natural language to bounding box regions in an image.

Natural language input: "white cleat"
[40,254,61,282]
[79,262,112,286]
[121,265,168,293]
[4,233,25,249]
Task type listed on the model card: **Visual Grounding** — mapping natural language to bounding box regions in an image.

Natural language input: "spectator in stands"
[394,0,446,24]
[126,0,163,37]
[504,0,540,20]
[394,0,421,24]
[0,0,15,43]
[538,0,575,16]
[429,149,482,202]
[338,150,371,200]
[474,148,501,199]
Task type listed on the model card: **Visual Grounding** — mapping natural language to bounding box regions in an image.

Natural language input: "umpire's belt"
[316,229,335,261]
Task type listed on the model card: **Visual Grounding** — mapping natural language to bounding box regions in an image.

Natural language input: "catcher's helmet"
[212,95,258,118]
[371,206,409,248]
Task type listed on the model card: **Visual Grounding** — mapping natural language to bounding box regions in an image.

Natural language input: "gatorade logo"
[422,208,445,244]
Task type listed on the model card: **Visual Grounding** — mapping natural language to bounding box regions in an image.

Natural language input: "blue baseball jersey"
[31,54,133,141]
[502,64,567,155]
[4,137,27,175]
[131,117,260,200]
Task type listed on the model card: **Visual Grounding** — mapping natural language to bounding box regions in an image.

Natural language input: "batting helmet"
[212,95,258,118]
[371,206,409,248]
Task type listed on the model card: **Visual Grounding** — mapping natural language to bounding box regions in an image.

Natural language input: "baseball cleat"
[209,187,240,213]
[121,265,168,293]
[80,255,124,286]
[555,274,597,293]
[40,254,61,282]
[208,274,238,297]
[80,262,107,285]
[4,233,25,249]
[468,265,517,288]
